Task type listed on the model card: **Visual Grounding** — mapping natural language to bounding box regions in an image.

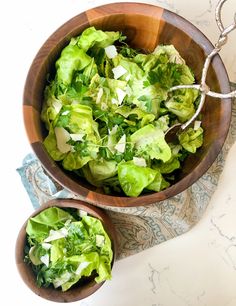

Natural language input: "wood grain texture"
[15,199,117,303]
[23,2,232,207]
[23,105,42,143]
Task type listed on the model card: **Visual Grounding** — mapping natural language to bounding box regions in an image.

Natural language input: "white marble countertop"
[1,1,236,305]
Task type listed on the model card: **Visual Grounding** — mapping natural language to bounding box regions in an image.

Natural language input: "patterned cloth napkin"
[17,94,236,260]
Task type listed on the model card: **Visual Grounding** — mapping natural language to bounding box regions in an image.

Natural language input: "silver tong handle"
[169,0,236,132]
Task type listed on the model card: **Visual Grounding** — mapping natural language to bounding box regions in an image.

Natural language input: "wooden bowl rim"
[23,2,232,208]
[15,199,117,302]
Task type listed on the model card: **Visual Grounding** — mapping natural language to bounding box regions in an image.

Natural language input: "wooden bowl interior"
[15,199,117,302]
[23,3,231,207]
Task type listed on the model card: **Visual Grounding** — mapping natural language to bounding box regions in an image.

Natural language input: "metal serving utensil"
[165,0,236,142]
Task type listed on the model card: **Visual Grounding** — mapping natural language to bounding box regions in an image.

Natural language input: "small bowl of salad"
[15,199,117,302]
[23,2,232,207]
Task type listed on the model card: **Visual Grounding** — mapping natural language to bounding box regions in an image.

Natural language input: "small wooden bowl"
[23,2,232,207]
[15,199,117,303]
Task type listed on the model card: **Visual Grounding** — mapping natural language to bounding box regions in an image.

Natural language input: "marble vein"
[196,0,213,17]
[148,263,169,294]
[210,218,236,243]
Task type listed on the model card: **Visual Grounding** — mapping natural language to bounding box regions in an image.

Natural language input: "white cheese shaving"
[109,125,118,135]
[126,85,132,97]
[40,254,50,267]
[44,227,68,242]
[194,120,202,130]
[61,110,70,116]
[96,234,105,247]
[54,127,71,153]
[52,100,62,114]
[125,74,131,81]
[169,54,185,64]
[29,246,42,265]
[53,272,72,288]
[111,98,119,105]
[116,88,126,105]
[70,133,85,141]
[112,65,127,79]
[96,88,103,104]
[78,209,87,217]
[115,134,126,153]
[41,243,52,250]
[133,157,147,167]
[75,262,90,275]
[104,45,118,59]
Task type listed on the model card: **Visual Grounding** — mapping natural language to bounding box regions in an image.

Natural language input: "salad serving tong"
[165,0,236,140]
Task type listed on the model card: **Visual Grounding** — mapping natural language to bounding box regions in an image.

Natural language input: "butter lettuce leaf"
[178,127,204,153]
[165,89,199,122]
[25,208,113,291]
[26,207,75,241]
[118,161,157,196]
[77,26,120,51]
[56,44,91,85]
[41,27,204,197]
[130,124,171,162]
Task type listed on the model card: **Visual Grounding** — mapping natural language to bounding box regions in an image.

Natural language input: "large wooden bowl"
[23,2,232,207]
[15,199,117,303]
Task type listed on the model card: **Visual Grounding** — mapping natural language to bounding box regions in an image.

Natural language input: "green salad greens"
[25,207,113,291]
[41,26,203,197]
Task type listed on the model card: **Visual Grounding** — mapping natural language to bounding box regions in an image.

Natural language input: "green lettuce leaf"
[146,169,170,192]
[178,127,204,153]
[43,128,67,161]
[62,152,92,171]
[26,207,75,241]
[118,161,157,196]
[60,253,100,291]
[130,124,171,162]
[77,26,120,51]
[25,209,113,291]
[88,160,117,182]
[165,89,199,122]
[56,44,91,85]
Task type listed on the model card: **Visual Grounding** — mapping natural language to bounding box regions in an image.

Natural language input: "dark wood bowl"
[23,2,232,207]
[15,199,117,303]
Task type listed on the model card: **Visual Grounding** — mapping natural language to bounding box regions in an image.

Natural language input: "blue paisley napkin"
[17,95,236,260]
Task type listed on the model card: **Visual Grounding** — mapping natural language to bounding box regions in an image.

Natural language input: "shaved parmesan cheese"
[52,100,62,114]
[133,157,147,167]
[75,262,90,275]
[115,134,126,153]
[78,209,87,217]
[96,234,105,247]
[96,88,103,104]
[126,85,132,97]
[104,45,118,59]
[29,246,42,265]
[111,98,119,105]
[109,125,118,135]
[70,133,85,141]
[53,272,72,288]
[54,127,71,153]
[194,120,201,130]
[40,254,50,267]
[125,74,131,81]
[42,243,52,250]
[61,110,70,116]
[44,227,68,242]
[170,54,185,64]
[112,65,127,79]
[116,88,126,105]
